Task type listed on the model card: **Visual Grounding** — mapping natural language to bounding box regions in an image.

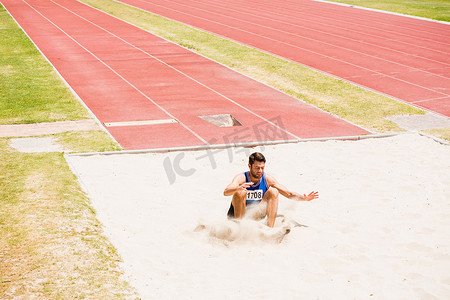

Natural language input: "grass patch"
[81,0,424,133]
[0,138,137,298]
[326,0,450,22]
[422,128,450,141]
[0,5,90,124]
[56,130,122,153]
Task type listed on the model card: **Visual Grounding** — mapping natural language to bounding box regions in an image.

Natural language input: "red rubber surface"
[2,0,369,150]
[115,0,450,117]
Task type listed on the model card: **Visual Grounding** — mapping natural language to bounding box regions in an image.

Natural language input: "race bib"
[246,189,263,201]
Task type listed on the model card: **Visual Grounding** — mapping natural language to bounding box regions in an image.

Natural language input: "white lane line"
[412,96,450,104]
[23,0,208,144]
[104,119,178,127]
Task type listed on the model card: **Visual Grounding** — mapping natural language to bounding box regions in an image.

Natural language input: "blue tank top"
[244,171,268,205]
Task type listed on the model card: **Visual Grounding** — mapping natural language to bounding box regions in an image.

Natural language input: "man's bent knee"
[265,187,279,199]
[231,189,247,219]
[264,187,279,227]
[232,189,247,204]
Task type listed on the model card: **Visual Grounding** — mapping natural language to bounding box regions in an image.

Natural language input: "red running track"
[116,0,450,117]
[2,0,368,150]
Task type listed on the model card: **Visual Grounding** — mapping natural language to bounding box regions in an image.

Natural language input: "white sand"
[65,133,450,299]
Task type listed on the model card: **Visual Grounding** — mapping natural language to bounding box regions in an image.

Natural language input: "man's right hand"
[240,182,253,189]
[224,174,252,196]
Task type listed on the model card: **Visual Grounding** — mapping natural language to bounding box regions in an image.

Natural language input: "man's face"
[249,161,265,180]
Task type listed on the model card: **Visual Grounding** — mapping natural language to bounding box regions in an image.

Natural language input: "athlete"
[224,152,318,227]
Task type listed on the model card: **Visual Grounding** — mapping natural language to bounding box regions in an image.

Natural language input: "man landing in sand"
[224,152,318,227]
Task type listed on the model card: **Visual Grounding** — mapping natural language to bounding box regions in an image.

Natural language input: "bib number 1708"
[246,189,263,201]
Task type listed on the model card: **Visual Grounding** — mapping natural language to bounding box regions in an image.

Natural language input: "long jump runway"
[2,0,370,150]
[115,0,450,117]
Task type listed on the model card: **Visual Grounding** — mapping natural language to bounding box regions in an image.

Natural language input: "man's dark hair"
[249,152,266,165]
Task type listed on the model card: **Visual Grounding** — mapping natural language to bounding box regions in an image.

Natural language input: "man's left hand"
[303,191,319,201]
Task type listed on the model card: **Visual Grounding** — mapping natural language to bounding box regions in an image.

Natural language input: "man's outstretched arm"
[266,175,319,201]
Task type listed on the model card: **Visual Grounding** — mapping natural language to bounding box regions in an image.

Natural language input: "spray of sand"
[194,206,307,246]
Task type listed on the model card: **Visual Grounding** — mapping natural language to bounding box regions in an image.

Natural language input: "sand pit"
[65,133,450,299]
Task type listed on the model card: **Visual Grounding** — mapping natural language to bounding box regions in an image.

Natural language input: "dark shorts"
[227,200,262,218]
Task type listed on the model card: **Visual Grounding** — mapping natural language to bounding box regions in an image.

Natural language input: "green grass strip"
[0,5,90,125]
[422,128,450,141]
[55,130,122,153]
